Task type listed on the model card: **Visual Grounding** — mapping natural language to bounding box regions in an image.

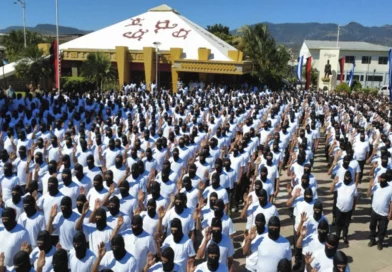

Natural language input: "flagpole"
[336,25,340,48]
[55,0,60,93]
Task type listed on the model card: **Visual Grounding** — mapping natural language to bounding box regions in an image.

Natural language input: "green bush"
[352,81,362,92]
[61,77,95,92]
[336,82,351,94]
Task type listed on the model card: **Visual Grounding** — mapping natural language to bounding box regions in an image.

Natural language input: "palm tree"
[2,30,44,62]
[15,46,52,86]
[81,52,117,91]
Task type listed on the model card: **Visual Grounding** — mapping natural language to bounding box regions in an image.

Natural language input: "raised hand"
[37,250,46,269]
[20,241,31,253]
[294,188,301,198]
[300,212,308,223]
[304,252,314,266]
[80,186,86,195]
[147,252,155,267]
[94,199,101,211]
[50,204,58,219]
[82,202,89,216]
[109,183,115,194]
[97,242,106,258]
[249,226,257,240]
[117,215,124,227]
[137,190,145,203]
[0,252,4,266]
[205,226,212,241]
[158,206,166,219]
[300,225,308,237]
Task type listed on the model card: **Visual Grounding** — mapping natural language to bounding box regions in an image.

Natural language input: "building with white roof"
[299,40,390,89]
[59,4,251,91]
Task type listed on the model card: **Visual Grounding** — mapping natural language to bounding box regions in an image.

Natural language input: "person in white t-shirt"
[193,243,229,272]
[256,216,291,272]
[93,235,138,272]
[145,246,182,272]
[30,230,56,272]
[69,231,96,272]
[5,185,24,220]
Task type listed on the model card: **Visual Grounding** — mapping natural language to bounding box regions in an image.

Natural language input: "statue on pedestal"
[324,60,332,78]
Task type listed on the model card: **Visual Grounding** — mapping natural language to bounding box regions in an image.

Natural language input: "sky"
[1,0,392,31]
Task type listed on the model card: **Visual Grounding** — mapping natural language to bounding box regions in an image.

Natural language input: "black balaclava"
[60,196,72,219]
[171,218,183,243]
[333,251,348,272]
[206,243,220,272]
[151,182,161,200]
[86,155,95,169]
[260,167,268,182]
[381,155,389,168]
[131,164,139,179]
[277,258,291,272]
[3,162,13,177]
[37,230,52,254]
[52,249,68,272]
[2,207,17,231]
[304,163,311,175]
[325,234,339,258]
[318,219,329,243]
[119,180,130,198]
[132,215,143,236]
[12,185,22,205]
[301,173,310,189]
[211,217,223,243]
[73,231,88,260]
[23,195,37,218]
[174,193,185,215]
[257,188,268,207]
[48,161,57,175]
[343,171,352,186]
[214,199,225,219]
[268,216,281,241]
[76,194,87,214]
[209,192,218,208]
[172,148,180,161]
[13,251,31,272]
[304,187,313,203]
[111,234,127,261]
[18,146,27,160]
[105,170,114,187]
[62,155,71,169]
[254,180,263,191]
[211,173,220,189]
[255,213,266,235]
[48,177,59,196]
[379,173,388,188]
[313,200,323,221]
[161,247,175,272]
[74,164,84,181]
[35,152,43,165]
[62,168,72,187]
[115,154,123,169]
[147,198,157,218]
[93,174,104,192]
[108,196,120,216]
[95,208,107,231]
[183,176,192,192]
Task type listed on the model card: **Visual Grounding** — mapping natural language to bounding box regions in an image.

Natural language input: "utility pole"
[336,25,340,48]
[14,0,27,48]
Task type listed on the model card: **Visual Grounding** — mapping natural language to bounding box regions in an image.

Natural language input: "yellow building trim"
[228,50,243,62]
[143,47,155,91]
[198,48,211,61]
[115,46,130,88]
[170,48,183,93]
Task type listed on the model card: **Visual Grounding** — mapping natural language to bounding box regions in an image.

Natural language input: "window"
[337,74,345,80]
[379,57,388,65]
[366,75,383,82]
[362,56,371,64]
[345,56,355,63]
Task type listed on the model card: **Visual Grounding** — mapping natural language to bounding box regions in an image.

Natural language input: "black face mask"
[62,175,71,186]
[207,255,220,271]
[256,223,265,235]
[342,161,350,169]
[61,205,72,219]
[382,160,388,168]
[18,151,27,159]
[318,231,328,243]
[212,179,220,189]
[325,246,337,258]
[302,181,309,189]
[132,224,143,236]
[12,193,21,204]
[112,246,126,261]
[74,243,87,260]
[304,195,313,203]
[76,203,84,214]
[314,210,322,221]
[3,218,16,231]
[212,229,222,243]
[188,170,196,178]
[214,208,224,219]
[259,197,267,207]
[115,159,122,168]
[380,180,388,188]
[172,229,183,243]
[147,207,156,218]
[343,177,351,186]
[174,202,184,215]
[108,205,120,217]
[24,203,36,218]
[94,182,104,192]
[360,137,365,142]
[3,167,12,177]
[35,157,43,165]
[268,227,280,241]
[96,217,107,231]
[48,184,59,196]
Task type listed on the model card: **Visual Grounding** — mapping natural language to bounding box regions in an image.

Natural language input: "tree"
[206,24,235,46]
[2,30,44,62]
[336,82,351,94]
[302,67,319,87]
[15,46,52,86]
[240,24,291,89]
[81,52,117,90]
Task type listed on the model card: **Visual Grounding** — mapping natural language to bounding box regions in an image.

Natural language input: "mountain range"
[1,22,392,53]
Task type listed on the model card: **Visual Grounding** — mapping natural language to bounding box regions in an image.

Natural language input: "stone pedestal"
[317,48,340,90]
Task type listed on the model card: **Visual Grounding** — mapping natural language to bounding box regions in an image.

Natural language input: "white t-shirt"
[162,234,196,272]
[0,224,31,267]
[140,211,159,236]
[82,224,113,256]
[334,181,358,212]
[202,234,234,266]
[245,231,267,272]
[162,207,195,235]
[194,262,229,272]
[371,183,392,216]
[17,211,46,248]
[148,262,182,272]
[59,182,80,209]
[180,187,199,210]
[52,211,78,250]
[12,157,29,186]
[69,248,96,272]
[246,202,279,230]
[311,248,351,272]
[122,229,156,272]
[99,251,138,272]
[5,198,24,220]
[201,213,235,237]
[256,235,291,272]
[202,186,229,208]
[37,192,64,225]
[0,175,20,202]
[352,141,369,161]
[30,246,56,272]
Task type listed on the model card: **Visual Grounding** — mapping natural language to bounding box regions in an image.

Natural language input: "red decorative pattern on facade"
[172,28,191,39]
[123,29,149,41]
[154,20,178,33]
[125,18,143,27]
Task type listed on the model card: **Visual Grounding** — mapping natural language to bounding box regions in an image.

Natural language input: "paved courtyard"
[229,135,392,272]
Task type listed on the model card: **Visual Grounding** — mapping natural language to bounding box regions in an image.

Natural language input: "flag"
[297,55,304,82]
[347,58,356,87]
[2,59,8,65]
[339,57,345,84]
[388,49,392,101]
[305,57,312,90]
[52,40,59,89]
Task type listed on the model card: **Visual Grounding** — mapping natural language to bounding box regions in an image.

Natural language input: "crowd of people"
[0,82,390,272]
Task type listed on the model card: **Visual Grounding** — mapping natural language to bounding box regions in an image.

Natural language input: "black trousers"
[332,191,338,219]
[369,209,388,244]
[335,208,352,239]
[358,159,365,182]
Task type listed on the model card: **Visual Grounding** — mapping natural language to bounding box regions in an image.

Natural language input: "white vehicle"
[379,85,390,96]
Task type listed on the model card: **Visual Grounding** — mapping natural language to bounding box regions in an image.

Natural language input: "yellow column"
[143,47,155,91]
[198,48,211,61]
[170,48,183,93]
[115,46,130,88]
